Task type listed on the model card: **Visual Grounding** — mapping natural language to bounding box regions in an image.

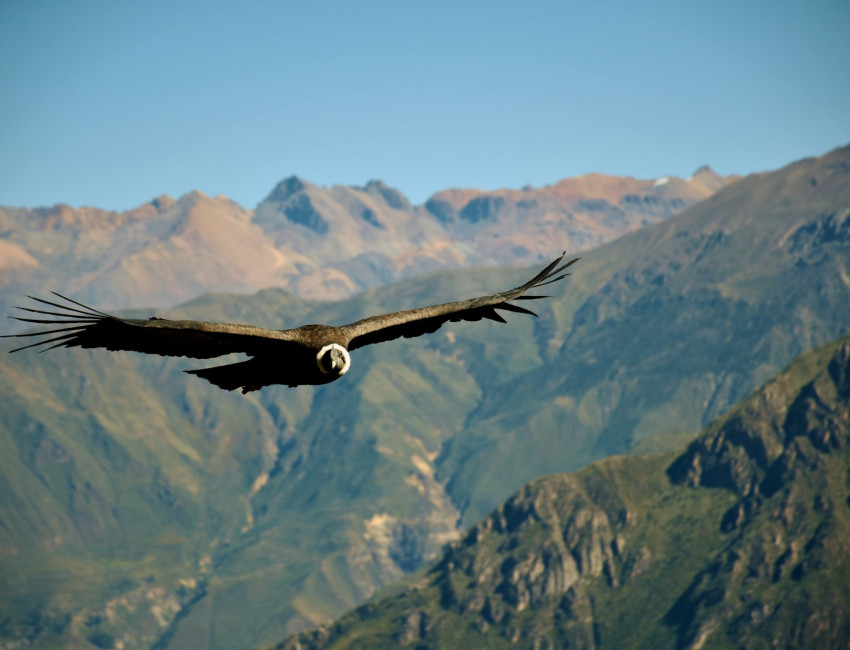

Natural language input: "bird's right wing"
[339,254,577,351]
[3,293,304,359]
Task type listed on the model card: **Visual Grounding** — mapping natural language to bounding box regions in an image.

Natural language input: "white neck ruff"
[316,343,351,375]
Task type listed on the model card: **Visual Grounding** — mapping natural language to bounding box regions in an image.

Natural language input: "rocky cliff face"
[664,339,850,648]
[276,333,850,650]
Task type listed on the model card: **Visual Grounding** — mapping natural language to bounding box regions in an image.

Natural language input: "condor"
[4,255,577,393]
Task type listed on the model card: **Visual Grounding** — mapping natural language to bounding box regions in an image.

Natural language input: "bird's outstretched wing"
[2,293,303,359]
[340,253,577,351]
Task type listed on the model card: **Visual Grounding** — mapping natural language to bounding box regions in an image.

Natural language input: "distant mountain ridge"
[275,331,850,650]
[0,166,736,311]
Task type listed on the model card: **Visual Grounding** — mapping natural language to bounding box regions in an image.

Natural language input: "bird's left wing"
[3,293,303,358]
[339,254,577,351]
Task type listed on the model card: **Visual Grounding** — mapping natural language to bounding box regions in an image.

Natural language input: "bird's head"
[316,343,351,378]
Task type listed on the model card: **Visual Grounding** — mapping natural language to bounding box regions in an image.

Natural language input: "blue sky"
[1,0,848,211]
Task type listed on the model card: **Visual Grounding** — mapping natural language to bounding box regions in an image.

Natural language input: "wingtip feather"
[49,291,111,317]
[8,332,79,353]
[496,302,539,317]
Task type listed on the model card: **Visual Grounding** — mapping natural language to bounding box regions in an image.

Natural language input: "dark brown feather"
[341,253,577,350]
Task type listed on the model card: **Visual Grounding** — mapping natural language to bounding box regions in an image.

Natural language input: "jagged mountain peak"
[359,179,412,210]
[150,194,176,212]
[264,175,312,203]
[668,335,850,497]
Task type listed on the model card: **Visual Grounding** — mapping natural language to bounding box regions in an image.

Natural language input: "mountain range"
[0,166,732,313]
[0,145,848,649]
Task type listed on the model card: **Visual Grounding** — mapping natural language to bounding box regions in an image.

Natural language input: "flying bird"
[4,255,577,393]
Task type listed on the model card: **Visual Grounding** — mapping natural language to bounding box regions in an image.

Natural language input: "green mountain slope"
[0,145,848,648]
[275,332,850,650]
